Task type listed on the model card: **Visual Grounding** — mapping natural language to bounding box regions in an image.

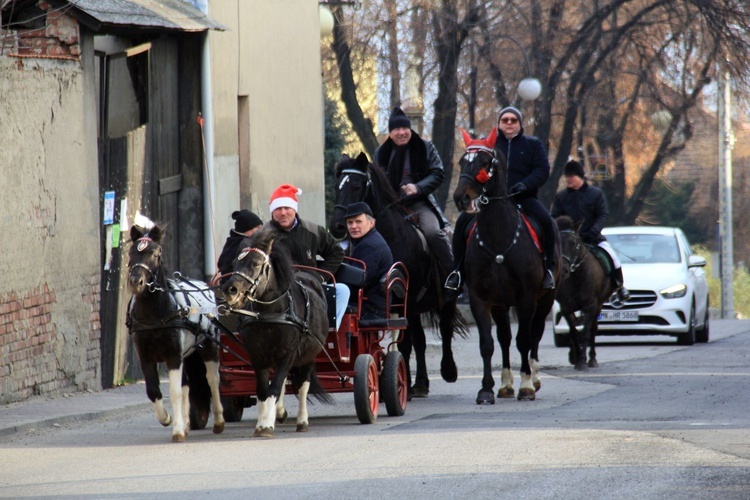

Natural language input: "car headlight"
[660,284,687,299]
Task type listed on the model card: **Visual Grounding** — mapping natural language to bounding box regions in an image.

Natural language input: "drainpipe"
[198,0,216,278]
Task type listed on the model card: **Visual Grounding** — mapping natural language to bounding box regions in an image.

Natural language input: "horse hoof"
[296,423,309,433]
[441,359,458,383]
[533,379,541,392]
[588,358,599,368]
[476,389,495,405]
[411,385,429,398]
[517,388,536,401]
[253,427,275,438]
[213,423,225,434]
[568,351,577,366]
[172,433,186,443]
[574,362,589,372]
[277,409,288,424]
[161,414,172,427]
[497,387,515,399]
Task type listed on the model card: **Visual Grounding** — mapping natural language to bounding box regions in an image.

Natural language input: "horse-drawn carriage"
[215,257,411,427]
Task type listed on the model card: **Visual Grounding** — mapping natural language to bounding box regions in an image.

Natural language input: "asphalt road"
[1,319,749,499]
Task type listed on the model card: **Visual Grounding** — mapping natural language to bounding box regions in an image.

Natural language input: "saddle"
[587,244,614,275]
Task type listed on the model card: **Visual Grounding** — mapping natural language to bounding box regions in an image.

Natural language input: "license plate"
[599,310,639,322]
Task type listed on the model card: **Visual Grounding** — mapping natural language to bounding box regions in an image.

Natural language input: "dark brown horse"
[555,215,614,370]
[126,223,225,442]
[453,128,560,404]
[220,225,333,437]
[329,153,467,398]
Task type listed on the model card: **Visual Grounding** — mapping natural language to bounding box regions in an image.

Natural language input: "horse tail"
[290,366,335,405]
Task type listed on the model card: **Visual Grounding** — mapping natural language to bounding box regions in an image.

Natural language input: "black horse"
[126,224,225,442]
[220,225,333,437]
[453,128,560,404]
[555,215,614,370]
[329,152,467,398]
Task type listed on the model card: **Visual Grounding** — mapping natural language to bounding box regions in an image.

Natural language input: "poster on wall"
[103,190,115,225]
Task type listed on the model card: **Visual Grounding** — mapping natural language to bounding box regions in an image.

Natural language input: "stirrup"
[616,287,630,301]
[444,270,461,290]
[542,269,555,290]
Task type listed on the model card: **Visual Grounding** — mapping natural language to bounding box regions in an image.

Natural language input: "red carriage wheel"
[381,350,407,417]
[354,354,379,424]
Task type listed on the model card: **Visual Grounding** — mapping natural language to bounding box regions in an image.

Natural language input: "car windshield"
[606,233,681,263]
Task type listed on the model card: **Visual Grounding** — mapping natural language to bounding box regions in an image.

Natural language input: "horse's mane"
[555,215,575,231]
[366,162,400,206]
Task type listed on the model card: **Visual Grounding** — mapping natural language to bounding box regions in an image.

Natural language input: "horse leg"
[167,360,188,442]
[410,320,429,397]
[438,302,458,383]
[397,327,414,400]
[203,359,225,434]
[529,308,548,392]
[295,366,314,432]
[472,300,495,404]
[253,369,275,438]
[514,306,536,401]
[588,318,600,368]
[574,311,596,371]
[276,379,288,424]
[493,307,515,399]
[563,312,582,367]
[142,362,171,427]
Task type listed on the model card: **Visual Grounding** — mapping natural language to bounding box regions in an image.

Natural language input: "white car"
[552,226,710,346]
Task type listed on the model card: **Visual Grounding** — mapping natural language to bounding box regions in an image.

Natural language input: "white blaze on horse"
[126,223,225,442]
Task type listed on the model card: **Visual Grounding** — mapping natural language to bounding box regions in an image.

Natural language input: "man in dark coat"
[217,209,263,282]
[267,183,348,330]
[344,202,393,319]
[374,107,453,285]
[551,160,630,301]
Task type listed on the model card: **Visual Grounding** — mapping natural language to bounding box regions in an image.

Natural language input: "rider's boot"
[612,266,630,301]
[542,262,555,289]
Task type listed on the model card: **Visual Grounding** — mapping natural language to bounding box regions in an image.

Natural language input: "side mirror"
[688,255,707,268]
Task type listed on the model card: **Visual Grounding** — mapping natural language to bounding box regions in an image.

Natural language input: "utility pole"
[717,69,735,319]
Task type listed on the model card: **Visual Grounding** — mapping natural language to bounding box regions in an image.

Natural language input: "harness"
[559,229,586,273]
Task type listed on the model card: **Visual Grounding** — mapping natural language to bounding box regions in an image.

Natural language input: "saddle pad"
[520,214,543,253]
[167,278,218,336]
[588,245,614,275]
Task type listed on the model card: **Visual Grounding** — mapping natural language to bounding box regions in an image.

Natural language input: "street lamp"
[319,6,334,38]
[517,77,542,101]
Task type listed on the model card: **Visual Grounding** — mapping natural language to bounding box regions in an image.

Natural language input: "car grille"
[601,290,657,311]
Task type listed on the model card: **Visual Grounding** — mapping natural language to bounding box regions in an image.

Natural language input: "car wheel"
[677,301,696,346]
[695,302,710,343]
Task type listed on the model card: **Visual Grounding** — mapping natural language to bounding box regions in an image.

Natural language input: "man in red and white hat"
[268,184,349,330]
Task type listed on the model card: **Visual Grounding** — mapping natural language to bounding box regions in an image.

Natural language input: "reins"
[559,229,586,273]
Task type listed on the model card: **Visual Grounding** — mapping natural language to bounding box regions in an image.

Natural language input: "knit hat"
[269,184,302,212]
[344,202,373,220]
[232,209,262,233]
[388,107,411,131]
[563,160,585,178]
[498,106,523,126]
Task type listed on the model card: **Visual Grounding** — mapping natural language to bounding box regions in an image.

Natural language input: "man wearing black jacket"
[551,160,630,301]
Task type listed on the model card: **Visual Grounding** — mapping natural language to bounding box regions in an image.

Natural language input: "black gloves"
[511,182,528,195]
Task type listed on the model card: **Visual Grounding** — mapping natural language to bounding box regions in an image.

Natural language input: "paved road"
[1,319,748,499]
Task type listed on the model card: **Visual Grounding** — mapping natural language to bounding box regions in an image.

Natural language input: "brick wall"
[0,276,101,403]
[2,1,81,60]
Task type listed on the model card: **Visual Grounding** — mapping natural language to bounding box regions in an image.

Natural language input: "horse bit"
[560,229,585,273]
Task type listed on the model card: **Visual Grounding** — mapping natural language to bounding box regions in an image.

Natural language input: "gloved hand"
[511,182,528,195]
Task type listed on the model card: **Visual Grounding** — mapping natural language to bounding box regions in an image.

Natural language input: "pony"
[452,128,561,404]
[329,152,467,398]
[554,215,614,370]
[126,223,225,442]
[219,225,333,437]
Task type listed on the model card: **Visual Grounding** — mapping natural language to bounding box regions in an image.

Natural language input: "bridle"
[333,168,370,215]
[128,236,165,292]
[228,246,289,305]
[459,146,517,205]
[559,229,585,274]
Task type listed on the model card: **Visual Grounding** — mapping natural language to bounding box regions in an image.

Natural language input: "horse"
[126,223,225,442]
[219,225,333,437]
[452,128,560,404]
[554,215,614,370]
[329,152,467,398]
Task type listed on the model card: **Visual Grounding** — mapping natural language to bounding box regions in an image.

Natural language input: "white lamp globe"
[651,110,672,133]
[320,6,334,38]
[518,77,542,101]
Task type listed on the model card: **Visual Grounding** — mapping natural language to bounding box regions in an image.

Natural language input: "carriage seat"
[358,316,408,329]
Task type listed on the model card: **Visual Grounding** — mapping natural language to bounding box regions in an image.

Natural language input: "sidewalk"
[0,382,150,438]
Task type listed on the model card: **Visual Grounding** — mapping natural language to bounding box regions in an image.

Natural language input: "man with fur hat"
[374,106,454,290]
[268,184,349,330]
[551,160,630,301]
[217,209,263,281]
[494,105,558,289]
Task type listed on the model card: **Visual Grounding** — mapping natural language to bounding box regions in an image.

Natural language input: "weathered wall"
[0,30,102,402]
[207,0,327,263]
